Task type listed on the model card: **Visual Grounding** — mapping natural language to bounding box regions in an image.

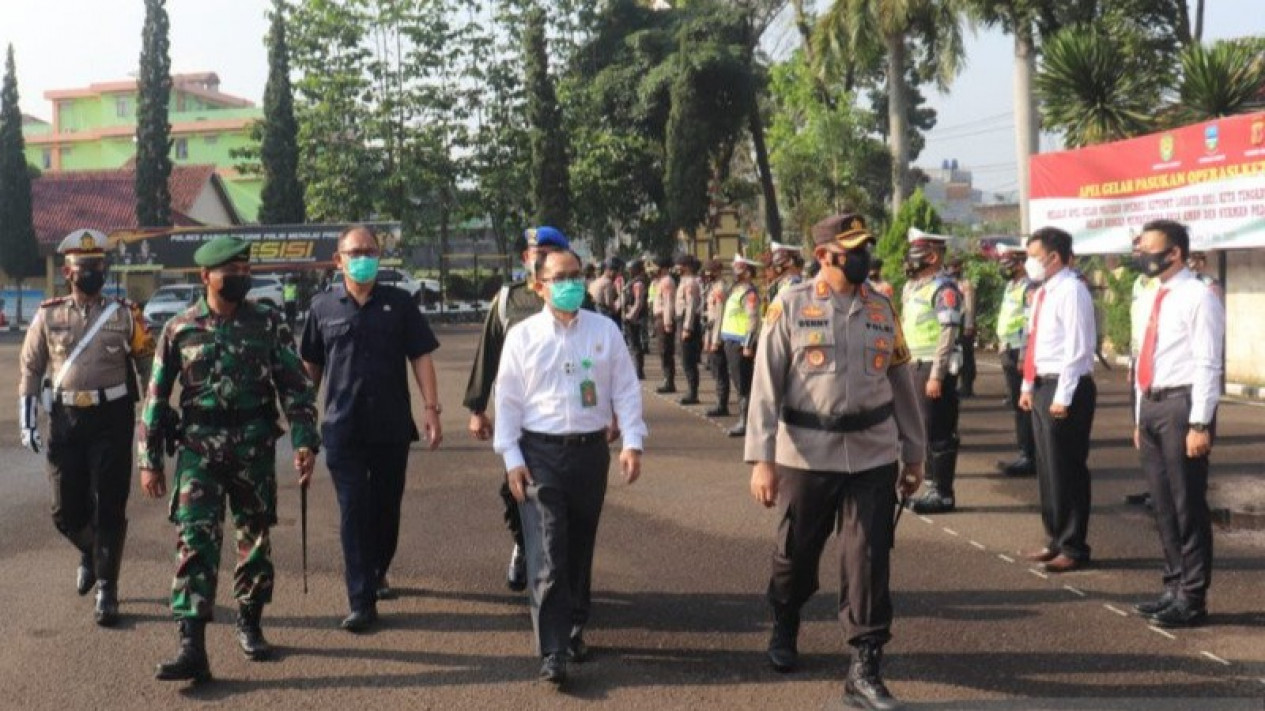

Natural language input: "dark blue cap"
[526,226,570,250]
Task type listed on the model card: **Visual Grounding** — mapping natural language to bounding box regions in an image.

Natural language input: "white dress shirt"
[1021,267,1096,406]
[1137,268,1224,424]
[494,307,648,471]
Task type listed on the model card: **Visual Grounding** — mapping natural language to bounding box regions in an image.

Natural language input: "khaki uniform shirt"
[674,274,702,328]
[704,278,728,349]
[652,275,676,330]
[19,295,155,398]
[744,278,925,473]
[587,275,617,315]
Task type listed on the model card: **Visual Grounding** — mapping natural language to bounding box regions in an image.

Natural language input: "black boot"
[704,402,730,417]
[156,619,212,682]
[94,582,120,627]
[727,399,747,437]
[236,603,273,660]
[907,484,955,514]
[844,642,899,710]
[655,378,676,394]
[766,606,799,673]
[999,455,1035,477]
[93,522,125,626]
[70,526,96,596]
[678,384,700,405]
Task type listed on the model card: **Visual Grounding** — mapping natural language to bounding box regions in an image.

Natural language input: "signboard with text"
[108,223,404,272]
[1030,112,1265,254]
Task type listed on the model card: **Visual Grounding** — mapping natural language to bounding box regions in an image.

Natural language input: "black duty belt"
[182,405,278,427]
[1031,374,1092,389]
[522,429,607,447]
[1143,385,1191,402]
[780,402,894,434]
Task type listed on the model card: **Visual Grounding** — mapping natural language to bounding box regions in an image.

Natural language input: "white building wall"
[1223,249,1265,386]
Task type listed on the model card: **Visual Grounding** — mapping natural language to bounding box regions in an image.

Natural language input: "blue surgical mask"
[346,256,380,284]
[549,279,585,312]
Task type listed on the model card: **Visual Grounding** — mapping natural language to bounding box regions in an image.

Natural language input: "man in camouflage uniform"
[139,236,318,683]
[19,228,154,627]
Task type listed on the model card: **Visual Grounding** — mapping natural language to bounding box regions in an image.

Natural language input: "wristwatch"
[425,402,443,414]
[1189,423,1208,433]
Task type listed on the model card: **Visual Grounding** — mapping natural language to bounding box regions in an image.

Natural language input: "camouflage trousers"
[167,445,278,620]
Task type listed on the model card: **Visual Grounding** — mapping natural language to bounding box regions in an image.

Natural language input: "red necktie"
[1136,287,1170,392]
[1022,287,1046,385]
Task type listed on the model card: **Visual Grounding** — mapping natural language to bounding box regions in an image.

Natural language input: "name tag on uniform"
[580,380,598,407]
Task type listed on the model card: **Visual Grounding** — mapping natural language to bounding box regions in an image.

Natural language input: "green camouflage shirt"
[137,297,319,471]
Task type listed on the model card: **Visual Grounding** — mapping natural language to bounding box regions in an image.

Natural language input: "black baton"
[301,481,309,595]
[891,494,909,549]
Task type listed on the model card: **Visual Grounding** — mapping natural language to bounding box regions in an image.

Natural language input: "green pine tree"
[258,0,305,225]
[524,6,571,231]
[135,0,173,227]
[0,45,41,322]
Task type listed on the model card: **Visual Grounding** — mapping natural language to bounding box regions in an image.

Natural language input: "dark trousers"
[912,362,960,497]
[284,301,298,330]
[678,317,702,392]
[1138,391,1213,606]
[500,479,524,549]
[723,341,754,400]
[1000,348,1035,459]
[623,322,646,377]
[1032,376,1096,561]
[46,398,134,582]
[959,335,977,394]
[326,442,411,612]
[517,433,610,656]
[767,463,899,647]
[710,343,730,406]
[656,320,675,382]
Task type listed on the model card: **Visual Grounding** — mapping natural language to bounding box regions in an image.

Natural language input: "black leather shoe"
[1135,591,1177,617]
[655,382,677,394]
[155,619,212,683]
[678,393,700,405]
[539,653,567,685]
[568,631,589,663]
[236,604,273,660]
[1124,492,1152,506]
[1000,456,1035,477]
[767,608,800,673]
[1149,600,1207,628]
[94,581,120,627]
[844,642,899,710]
[376,576,397,601]
[506,544,527,592]
[908,489,955,514]
[340,607,378,633]
[76,557,96,597]
[704,404,730,417]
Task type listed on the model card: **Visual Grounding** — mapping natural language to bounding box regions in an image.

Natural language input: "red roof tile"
[31,165,227,248]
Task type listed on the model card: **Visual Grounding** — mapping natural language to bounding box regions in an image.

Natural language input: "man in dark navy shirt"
[301,225,443,632]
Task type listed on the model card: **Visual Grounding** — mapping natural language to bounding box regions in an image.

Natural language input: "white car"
[331,268,431,304]
[143,284,200,330]
[248,275,285,308]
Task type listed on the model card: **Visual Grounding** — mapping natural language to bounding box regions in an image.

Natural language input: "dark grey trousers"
[517,434,610,656]
[766,463,899,647]
[1000,347,1035,460]
[1138,391,1213,606]
[1032,376,1096,561]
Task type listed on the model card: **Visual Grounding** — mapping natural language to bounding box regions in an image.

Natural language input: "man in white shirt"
[494,248,647,686]
[1018,227,1097,573]
[1130,220,1224,628]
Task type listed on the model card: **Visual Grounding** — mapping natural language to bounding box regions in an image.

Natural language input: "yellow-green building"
[21,72,264,221]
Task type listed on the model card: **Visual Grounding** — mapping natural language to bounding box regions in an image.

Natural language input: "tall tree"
[1174,39,1265,123]
[258,0,305,225]
[1037,28,1157,147]
[0,45,40,322]
[135,0,173,228]
[525,6,571,231]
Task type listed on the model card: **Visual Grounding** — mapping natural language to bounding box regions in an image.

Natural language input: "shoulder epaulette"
[40,296,68,308]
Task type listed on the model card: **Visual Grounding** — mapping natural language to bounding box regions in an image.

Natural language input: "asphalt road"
[0,324,1262,710]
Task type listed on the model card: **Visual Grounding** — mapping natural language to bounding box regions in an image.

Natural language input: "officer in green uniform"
[994,244,1036,476]
[464,227,588,591]
[902,230,964,515]
[139,235,319,683]
[746,213,925,710]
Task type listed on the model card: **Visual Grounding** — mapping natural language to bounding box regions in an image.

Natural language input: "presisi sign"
[107,223,404,272]
[1030,112,1265,255]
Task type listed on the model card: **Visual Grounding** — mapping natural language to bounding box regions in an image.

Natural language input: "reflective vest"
[902,278,943,360]
[1129,275,1159,356]
[283,283,298,302]
[996,279,1029,350]
[721,283,757,339]
[648,279,661,313]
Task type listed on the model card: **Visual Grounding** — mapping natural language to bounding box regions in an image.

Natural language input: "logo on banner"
[1204,124,1220,154]
[1252,120,1265,147]
[1159,133,1175,162]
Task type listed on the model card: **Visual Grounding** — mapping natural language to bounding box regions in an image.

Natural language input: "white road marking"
[1103,604,1128,617]
[1199,651,1231,666]
[969,540,986,550]
[1148,625,1177,640]
[942,527,960,537]
[1028,568,1049,580]
[1063,585,1086,597]
[998,554,1015,563]
[918,515,933,525]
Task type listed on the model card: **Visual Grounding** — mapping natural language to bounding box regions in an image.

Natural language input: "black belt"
[1031,374,1092,388]
[1143,385,1191,402]
[522,429,607,447]
[182,405,277,427]
[780,402,894,434]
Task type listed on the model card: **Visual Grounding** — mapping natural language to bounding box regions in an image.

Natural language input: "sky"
[3,0,1265,195]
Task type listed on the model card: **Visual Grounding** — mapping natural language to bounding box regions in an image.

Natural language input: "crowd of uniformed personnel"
[16,214,1227,708]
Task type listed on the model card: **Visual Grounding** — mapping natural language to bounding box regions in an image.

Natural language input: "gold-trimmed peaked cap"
[811,213,873,249]
[57,229,108,256]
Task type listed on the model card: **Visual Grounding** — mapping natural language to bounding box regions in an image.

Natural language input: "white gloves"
[19,396,41,454]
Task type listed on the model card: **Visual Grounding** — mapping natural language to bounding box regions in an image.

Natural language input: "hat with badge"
[514,226,571,253]
[732,253,762,270]
[907,226,951,260]
[57,229,109,258]
[811,213,874,250]
[995,243,1025,260]
[194,235,252,269]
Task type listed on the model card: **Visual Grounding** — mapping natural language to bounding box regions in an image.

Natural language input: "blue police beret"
[528,226,570,250]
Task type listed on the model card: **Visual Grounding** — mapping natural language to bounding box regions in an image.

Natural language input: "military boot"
[844,641,899,710]
[678,381,700,405]
[766,606,800,673]
[236,603,273,660]
[907,485,955,514]
[94,582,120,627]
[93,523,125,626]
[70,526,96,596]
[704,402,730,417]
[726,399,748,437]
[156,619,212,683]
[655,377,676,394]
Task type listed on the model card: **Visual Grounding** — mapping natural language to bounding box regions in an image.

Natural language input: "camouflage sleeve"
[138,320,180,471]
[463,291,507,413]
[128,303,156,386]
[268,310,320,451]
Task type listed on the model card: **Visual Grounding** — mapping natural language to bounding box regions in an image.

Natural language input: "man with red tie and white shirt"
[1130,220,1224,628]
[1018,227,1097,574]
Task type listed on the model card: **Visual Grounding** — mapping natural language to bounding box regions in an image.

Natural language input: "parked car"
[248,275,285,308]
[330,268,431,304]
[143,284,200,330]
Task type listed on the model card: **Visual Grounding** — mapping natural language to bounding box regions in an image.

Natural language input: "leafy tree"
[1036,28,1157,147]
[135,0,173,227]
[525,6,571,231]
[0,45,40,322]
[1174,39,1265,123]
[258,0,305,225]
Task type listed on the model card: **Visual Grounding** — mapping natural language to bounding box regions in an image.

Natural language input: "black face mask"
[218,274,251,303]
[1133,250,1173,278]
[1000,263,1017,279]
[72,270,106,295]
[903,257,926,277]
[834,250,871,285]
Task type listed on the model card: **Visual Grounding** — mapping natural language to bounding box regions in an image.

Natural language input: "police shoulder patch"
[765,299,783,325]
[40,296,68,308]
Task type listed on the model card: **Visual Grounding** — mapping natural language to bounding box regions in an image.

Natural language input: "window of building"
[175,138,188,160]
[204,134,219,146]
[115,97,129,118]
[41,149,52,169]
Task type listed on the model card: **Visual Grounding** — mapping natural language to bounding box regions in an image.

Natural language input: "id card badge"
[580,379,598,408]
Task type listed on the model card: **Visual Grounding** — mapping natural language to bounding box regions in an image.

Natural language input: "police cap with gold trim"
[57,229,109,257]
[811,213,873,249]
[194,236,252,268]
